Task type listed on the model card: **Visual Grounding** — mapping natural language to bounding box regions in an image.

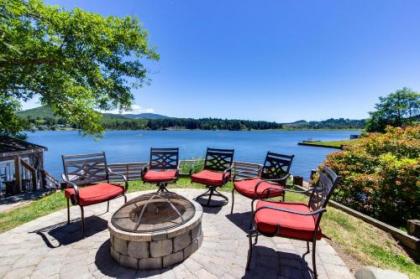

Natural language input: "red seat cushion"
[64,183,124,206]
[234,178,284,199]
[143,169,177,183]
[255,200,322,241]
[191,170,230,186]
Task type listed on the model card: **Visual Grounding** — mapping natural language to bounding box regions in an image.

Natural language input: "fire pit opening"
[111,192,196,233]
[108,192,203,270]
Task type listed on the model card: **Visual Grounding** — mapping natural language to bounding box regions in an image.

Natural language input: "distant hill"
[17,106,56,118]
[18,106,169,120]
[121,113,170,120]
[18,106,365,131]
[283,118,365,129]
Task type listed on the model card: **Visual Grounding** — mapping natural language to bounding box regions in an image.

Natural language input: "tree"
[0,0,158,136]
[0,96,27,136]
[365,88,420,132]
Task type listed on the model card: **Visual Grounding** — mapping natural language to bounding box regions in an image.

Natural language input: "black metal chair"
[191,148,234,207]
[62,152,128,235]
[231,152,294,215]
[142,147,179,193]
[246,166,340,278]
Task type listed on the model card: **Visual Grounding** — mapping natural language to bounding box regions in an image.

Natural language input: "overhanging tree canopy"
[0,0,159,135]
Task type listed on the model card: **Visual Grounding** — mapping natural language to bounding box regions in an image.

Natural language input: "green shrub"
[325,125,420,226]
[179,159,204,174]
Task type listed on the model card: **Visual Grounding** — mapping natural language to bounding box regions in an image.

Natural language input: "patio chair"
[246,166,340,278]
[62,152,128,235]
[191,148,234,207]
[231,152,294,215]
[142,147,179,193]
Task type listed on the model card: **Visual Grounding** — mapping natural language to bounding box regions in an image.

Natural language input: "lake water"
[26,130,359,179]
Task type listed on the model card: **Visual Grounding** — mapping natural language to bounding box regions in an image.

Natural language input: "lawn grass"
[0,179,418,278]
[281,190,419,278]
[0,178,202,233]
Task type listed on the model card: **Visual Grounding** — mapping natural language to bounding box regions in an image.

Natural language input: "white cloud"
[104,104,155,115]
[128,104,155,114]
[21,97,41,110]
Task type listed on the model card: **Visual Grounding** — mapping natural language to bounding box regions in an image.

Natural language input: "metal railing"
[107,160,263,181]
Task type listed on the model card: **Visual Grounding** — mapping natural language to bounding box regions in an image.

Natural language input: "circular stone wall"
[108,198,203,270]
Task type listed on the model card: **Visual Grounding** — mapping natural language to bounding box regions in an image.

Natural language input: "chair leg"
[156,182,172,193]
[249,199,256,229]
[106,200,110,212]
[230,188,235,214]
[312,240,317,278]
[196,187,228,207]
[80,206,85,236]
[123,194,127,203]
[196,188,211,201]
[254,231,259,245]
[246,232,253,270]
[207,188,214,206]
[66,198,70,224]
[301,241,310,258]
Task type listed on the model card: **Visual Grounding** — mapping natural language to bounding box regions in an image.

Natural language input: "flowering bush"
[325,125,420,226]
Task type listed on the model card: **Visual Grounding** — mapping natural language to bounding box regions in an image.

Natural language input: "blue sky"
[25,0,420,122]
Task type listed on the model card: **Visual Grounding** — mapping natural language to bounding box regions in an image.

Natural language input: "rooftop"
[0,136,47,157]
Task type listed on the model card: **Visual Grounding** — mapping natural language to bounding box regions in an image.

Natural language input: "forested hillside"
[18,106,364,131]
[18,107,283,130]
[283,118,365,129]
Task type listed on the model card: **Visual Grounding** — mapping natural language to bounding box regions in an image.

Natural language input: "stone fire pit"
[108,192,203,270]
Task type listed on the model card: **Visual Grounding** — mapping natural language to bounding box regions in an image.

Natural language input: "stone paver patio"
[0,189,353,279]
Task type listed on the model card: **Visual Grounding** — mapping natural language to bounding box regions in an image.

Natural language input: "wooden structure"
[0,136,48,196]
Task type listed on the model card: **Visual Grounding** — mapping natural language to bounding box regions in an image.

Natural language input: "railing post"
[14,156,21,193]
[126,164,129,180]
[20,159,37,191]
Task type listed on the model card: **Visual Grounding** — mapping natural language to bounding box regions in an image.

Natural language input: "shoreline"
[25,127,363,132]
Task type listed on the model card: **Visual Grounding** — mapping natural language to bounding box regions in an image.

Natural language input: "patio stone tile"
[319,252,347,266]
[31,265,61,278]
[0,265,10,278]
[0,189,353,278]
[0,255,19,267]
[196,268,218,279]
[183,257,203,273]
[172,264,194,279]
[324,263,355,279]
[12,255,43,269]
[3,266,35,279]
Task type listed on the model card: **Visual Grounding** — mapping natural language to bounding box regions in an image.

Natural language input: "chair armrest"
[263,173,291,184]
[141,165,149,178]
[232,175,260,182]
[223,166,232,173]
[107,167,128,192]
[254,179,284,197]
[176,161,181,176]
[223,166,233,183]
[173,165,180,178]
[255,205,326,216]
[284,187,312,194]
[61,173,80,204]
